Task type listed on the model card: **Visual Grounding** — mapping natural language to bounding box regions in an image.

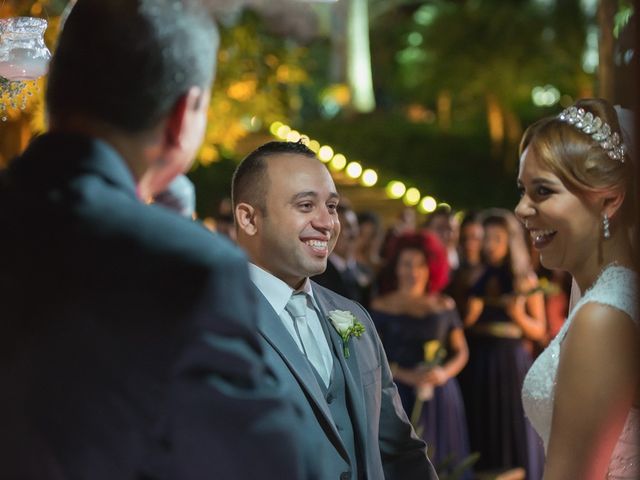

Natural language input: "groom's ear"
[235,202,258,236]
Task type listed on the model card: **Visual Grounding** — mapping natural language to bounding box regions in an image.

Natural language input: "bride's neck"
[573,230,635,292]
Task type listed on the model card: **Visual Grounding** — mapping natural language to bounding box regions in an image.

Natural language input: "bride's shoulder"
[577,264,639,322]
[568,301,639,348]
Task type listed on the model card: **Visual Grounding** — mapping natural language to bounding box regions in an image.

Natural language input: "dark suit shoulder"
[68,174,245,270]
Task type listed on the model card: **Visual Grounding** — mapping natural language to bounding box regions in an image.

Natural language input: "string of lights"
[269,120,451,214]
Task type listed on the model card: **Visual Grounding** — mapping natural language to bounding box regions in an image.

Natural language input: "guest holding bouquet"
[371,232,472,479]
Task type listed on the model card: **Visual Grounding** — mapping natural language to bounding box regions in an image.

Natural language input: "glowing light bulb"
[419,196,437,213]
[360,169,378,186]
[386,181,406,199]
[286,130,301,142]
[276,125,291,139]
[269,121,283,136]
[318,145,334,162]
[403,187,421,206]
[330,153,347,171]
[345,161,362,178]
[308,140,320,153]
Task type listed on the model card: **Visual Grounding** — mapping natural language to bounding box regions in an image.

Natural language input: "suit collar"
[17,133,138,199]
[248,265,320,317]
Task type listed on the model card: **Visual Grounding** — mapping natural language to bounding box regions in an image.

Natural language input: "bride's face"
[515,147,601,275]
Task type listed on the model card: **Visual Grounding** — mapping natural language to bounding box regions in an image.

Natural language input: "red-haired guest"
[371,232,472,479]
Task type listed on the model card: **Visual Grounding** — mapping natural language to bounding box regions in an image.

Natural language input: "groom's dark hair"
[47,0,218,133]
[232,141,317,218]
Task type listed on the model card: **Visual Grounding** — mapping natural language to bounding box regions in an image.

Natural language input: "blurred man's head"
[332,202,359,260]
[47,0,219,197]
[424,206,454,247]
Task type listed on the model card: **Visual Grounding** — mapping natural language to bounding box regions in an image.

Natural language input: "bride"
[516,98,638,479]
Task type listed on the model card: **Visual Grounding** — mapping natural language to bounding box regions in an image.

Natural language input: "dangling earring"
[602,213,611,239]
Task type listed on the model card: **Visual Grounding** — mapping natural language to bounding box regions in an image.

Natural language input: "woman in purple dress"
[371,232,472,479]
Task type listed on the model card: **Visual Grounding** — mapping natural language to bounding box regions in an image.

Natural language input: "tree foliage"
[198,11,309,165]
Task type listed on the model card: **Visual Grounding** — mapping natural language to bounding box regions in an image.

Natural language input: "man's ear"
[602,188,626,220]
[235,202,258,236]
[165,86,203,148]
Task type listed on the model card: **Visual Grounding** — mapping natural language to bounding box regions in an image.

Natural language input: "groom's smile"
[302,237,330,256]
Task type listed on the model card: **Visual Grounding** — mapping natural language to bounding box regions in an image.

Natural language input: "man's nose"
[313,207,335,232]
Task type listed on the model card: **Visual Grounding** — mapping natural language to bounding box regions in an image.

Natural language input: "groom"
[233,141,438,480]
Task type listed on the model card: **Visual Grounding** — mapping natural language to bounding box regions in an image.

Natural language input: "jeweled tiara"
[558,106,627,162]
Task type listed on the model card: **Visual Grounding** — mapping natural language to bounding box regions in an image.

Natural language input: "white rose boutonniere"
[328,310,365,358]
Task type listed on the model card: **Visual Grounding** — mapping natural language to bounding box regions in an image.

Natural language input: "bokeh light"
[346,161,363,178]
[330,153,347,171]
[318,145,334,162]
[286,130,301,142]
[403,187,421,206]
[386,181,406,199]
[418,196,437,213]
[360,169,378,187]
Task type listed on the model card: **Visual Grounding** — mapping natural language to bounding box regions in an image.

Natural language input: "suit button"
[337,424,343,431]
[340,472,351,480]
[327,393,334,403]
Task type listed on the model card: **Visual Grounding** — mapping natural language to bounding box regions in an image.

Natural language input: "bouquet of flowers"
[416,340,447,400]
[411,340,447,430]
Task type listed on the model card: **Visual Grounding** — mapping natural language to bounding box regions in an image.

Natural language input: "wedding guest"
[314,201,373,307]
[381,206,417,261]
[371,231,472,479]
[460,209,546,479]
[0,1,309,479]
[447,211,485,320]
[232,140,438,480]
[517,99,638,479]
[527,243,572,345]
[355,210,384,275]
[423,205,460,272]
[214,197,237,242]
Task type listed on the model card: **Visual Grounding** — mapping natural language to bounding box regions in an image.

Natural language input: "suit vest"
[309,314,363,480]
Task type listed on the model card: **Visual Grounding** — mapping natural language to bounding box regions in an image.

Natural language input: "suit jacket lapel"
[312,284,369,457]
[253,288,349,460]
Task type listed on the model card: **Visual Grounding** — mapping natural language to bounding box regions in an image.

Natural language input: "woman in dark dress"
[460,209,546,479]
[448,211,486,321]
[371,232,472,478]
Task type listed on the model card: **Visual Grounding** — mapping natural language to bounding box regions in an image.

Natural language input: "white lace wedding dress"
[522,264,639,479]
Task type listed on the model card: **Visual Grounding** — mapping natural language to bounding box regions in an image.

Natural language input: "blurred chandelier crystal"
[0,17,51,121]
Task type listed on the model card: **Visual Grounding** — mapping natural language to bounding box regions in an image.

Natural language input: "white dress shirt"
[249,263,334,386]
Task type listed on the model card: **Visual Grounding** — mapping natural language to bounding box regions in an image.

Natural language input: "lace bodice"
[522,264,639,478]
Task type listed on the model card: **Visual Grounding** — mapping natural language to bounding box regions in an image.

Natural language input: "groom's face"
[254,154,341,289]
